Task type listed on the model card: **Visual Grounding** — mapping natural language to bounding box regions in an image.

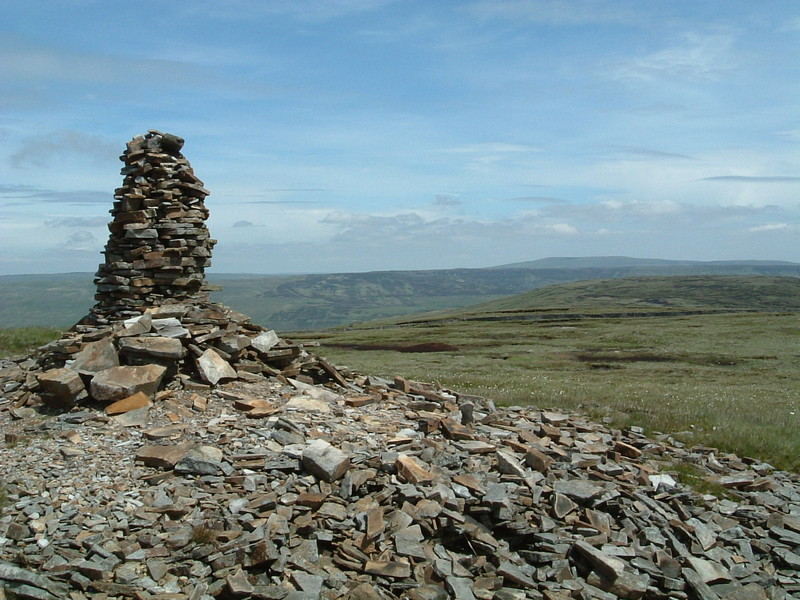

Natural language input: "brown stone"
[106,391,153,415]
[135,442,194,469]
[396,454,434,484]
[37,368,86,407]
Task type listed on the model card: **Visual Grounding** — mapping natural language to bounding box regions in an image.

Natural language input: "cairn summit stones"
[91,130,216,322]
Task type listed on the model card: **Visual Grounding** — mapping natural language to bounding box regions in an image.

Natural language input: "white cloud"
[58,230,99,251]
[612,32,735,82]
[748,223,793,233]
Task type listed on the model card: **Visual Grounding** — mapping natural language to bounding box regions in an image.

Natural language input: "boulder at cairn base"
[196,348,237,385]
[89,364,167,402]
[68,337,119,375]
[37,368,87,408]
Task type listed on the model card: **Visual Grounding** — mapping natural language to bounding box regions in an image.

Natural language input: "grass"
[666,461,735,500]
[0,326,62,356]
[290,311,800,472]
[191,520,221,545]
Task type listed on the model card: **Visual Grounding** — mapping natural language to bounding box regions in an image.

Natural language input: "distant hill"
[442,275,800,317]
[1,258,798,330]
[492,256,798,270]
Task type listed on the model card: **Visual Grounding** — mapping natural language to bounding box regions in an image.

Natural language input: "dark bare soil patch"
[398,342,460,353]
[573,351,737,366]
[324,342,460,353]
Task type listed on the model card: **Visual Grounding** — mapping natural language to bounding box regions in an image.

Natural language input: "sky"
[1,0,799,276]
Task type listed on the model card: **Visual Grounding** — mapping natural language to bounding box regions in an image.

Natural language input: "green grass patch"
[0,326,62,357]
[666,461,735,499]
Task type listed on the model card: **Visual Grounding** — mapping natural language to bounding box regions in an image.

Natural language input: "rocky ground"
[1,352,799,600]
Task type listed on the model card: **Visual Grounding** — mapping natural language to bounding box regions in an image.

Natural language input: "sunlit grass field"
[290,311,800,472]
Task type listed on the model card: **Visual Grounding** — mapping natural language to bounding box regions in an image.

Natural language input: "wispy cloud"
[612,32,735,82]
[434,194,462,207]
[44,216,107,228]
[445,143,543,154]
[0,185,110,205]
[184,0,395,24]
[507,196,568,204]
[1,36,211,88]
[10,130,117,169]
[232,220,259,228]
[467,0,639,25]
[701,175,800,183]
[609,146,697,160]
[748,223,794,232]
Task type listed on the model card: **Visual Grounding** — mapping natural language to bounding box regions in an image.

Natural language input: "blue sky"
[1,0,798,275]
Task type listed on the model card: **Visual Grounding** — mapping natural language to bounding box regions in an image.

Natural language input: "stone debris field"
[0,132,798,600]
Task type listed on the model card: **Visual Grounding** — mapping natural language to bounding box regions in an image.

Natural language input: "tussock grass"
[0,327,62,357]
[294,312,800,472]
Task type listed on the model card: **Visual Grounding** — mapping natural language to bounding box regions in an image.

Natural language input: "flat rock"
[118,336,186,359]
[89,364,167,402]
[174,444,224,475]
[302,439,350,482]
[136,442,195,469]
[68,337,119,374]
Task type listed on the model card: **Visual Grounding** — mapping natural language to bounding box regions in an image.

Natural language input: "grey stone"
[118,336,186,359]
[151,317,190,338]
[89,364,167,402]
[175,445,224,475]
[302,439,351,482]
[251,330,280,353]
[196,348,237,385]
[69,337,119,374]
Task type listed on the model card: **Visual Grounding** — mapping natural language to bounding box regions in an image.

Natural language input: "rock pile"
[4,301,310,410]
[0,373,798,600]
[92,130,216,322]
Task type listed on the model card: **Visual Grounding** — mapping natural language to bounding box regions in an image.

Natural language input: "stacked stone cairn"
[13,131,316,410]
[92,130,216,321]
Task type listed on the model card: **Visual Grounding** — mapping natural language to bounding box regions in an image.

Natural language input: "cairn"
[5,132,318,409]
[91,130,216,322]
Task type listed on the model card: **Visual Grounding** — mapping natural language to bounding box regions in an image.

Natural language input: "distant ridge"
[491,256,800,270]
[2,258,799,330]
[445,274,800,316]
